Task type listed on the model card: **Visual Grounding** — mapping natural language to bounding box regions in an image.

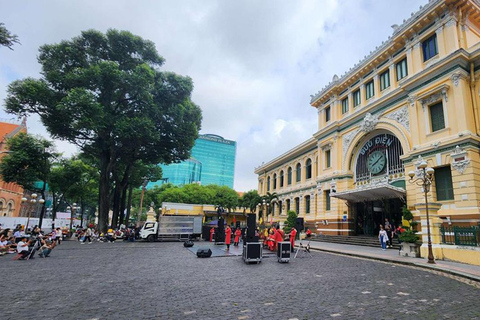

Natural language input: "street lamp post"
[408,160,435,264]
[23,193,45,232]
[257,199,269,226]
[67,203,80,237]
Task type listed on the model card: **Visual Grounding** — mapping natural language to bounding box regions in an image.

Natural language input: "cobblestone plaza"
[1,241,479,319]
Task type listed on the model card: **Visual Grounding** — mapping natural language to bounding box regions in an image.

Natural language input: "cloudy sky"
[0,0,426,192]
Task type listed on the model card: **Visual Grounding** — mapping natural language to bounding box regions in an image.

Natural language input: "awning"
[331,183,406,203]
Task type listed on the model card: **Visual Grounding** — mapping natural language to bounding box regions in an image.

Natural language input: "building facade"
[255,0,480,265]
[0,119,26,217]
[149,134,236,189]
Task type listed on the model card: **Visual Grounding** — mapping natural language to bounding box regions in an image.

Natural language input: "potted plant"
[398,207,421,257]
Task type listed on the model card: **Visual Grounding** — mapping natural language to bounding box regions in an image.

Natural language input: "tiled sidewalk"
[299,240,480,282]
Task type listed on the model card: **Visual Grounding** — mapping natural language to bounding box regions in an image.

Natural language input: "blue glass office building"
[147,134,236,189]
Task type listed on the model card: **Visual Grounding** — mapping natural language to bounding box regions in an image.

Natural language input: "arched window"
[295,197,300,213]
[279,171,284,188]
[278,201,283,215]
[306,159,312,179]
[286,199,291,211]
[273,173,277,190]
[296,163,301,182]
[267,176,270,191]
[305,195,310,214]
[287,167,292,185]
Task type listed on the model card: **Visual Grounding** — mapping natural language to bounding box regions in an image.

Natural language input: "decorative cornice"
[310,0,442,105]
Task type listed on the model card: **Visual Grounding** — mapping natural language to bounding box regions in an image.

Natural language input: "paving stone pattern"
[1,241,479,320]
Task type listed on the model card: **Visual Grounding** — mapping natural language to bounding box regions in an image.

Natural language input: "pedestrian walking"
[378,225,388,250]
[82,227,93,244]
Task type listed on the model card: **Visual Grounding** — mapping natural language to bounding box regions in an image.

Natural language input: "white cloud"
[0,0,427,191]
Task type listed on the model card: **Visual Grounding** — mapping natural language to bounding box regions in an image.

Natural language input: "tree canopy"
[0,23,20,50]
[5,29,202,231]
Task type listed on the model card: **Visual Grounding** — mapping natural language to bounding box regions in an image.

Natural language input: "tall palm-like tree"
[263,192,278,223]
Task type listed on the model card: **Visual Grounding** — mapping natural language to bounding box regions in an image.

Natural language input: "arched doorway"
[334,131,406,236]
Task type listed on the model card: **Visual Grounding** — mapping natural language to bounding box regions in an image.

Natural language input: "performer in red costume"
[234,227,241,246]
[273,227,284,251]
[225,225,232,250]
[289,227,297,251]
[209,227,215,242]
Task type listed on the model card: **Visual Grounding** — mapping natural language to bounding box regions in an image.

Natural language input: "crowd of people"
[74,224,139,244]
[0,224,63,260]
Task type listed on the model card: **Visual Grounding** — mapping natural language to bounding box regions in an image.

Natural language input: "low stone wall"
[422,244,480,266]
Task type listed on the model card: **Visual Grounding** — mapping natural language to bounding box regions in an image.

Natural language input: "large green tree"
[239,190,262,214]
[49,156,98,230]
[0,132,57,227]
[5,29,202,232]
[0,23,19,50]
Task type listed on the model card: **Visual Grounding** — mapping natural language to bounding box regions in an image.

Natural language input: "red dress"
[273,229,284,250]
[290,228,297,249]
[234,229,241,243]
[210,228,214,242]
[225,227,232,245]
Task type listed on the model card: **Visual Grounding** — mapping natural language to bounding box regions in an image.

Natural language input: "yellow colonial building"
[255,0,480,265]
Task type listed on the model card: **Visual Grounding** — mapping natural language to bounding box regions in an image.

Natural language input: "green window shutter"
[430,102,445,132]
[305,196,310,214]
[353,90,360,107]
[325,191,331,211]
[326,150,331,168]
[435,166,454,201]
[342,98,349,114]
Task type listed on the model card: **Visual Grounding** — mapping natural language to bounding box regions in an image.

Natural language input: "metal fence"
[440,225,480,247]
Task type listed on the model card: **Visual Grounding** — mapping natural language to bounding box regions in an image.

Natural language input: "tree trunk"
[38,180,47,229]
[98,150,112,233]
[111,182,121,228]
[119,183,128,226]
[124,184,133,227]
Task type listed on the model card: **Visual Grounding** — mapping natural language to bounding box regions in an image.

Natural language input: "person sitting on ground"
[38,239,53,258]
[106,227,115,243]
[7,236,17,251]
[0,235,11,255]
[306,228,312,238]
[13,228,22,239]
[14,237,32,260]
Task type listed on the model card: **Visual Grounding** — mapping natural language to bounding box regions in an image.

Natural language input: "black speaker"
[295,217,304,232]
[184,240,194,247]
[216,218,225,242]
[247,214,256,238]
[196,248,212,258]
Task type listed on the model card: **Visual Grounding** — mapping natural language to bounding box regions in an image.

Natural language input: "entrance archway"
[334,130,407,236]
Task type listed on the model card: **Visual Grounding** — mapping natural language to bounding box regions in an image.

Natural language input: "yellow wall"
[255,1,480,263]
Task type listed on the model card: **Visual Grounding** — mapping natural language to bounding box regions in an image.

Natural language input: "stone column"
[415,202,444,260]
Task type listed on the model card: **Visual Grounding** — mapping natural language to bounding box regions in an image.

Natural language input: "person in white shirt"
[15,237,32,260]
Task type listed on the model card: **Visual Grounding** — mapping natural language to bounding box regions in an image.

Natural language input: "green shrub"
[398,229,420,243]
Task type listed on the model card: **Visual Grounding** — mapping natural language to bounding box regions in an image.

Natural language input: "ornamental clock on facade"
[367,150,386,174]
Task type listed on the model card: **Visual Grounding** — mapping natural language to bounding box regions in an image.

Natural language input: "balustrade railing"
[440,225,480,247]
